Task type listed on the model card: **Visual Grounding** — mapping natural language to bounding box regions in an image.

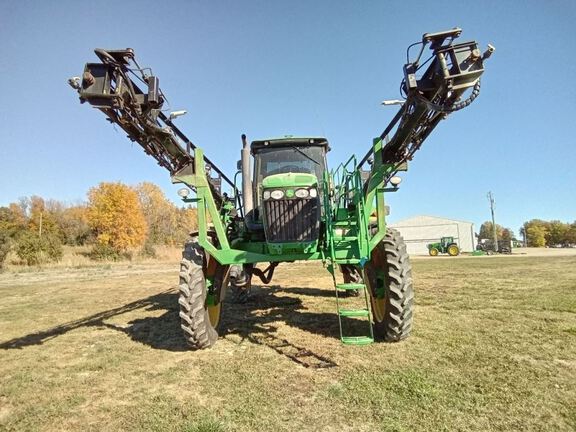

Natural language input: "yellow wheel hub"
[448,245,459,256]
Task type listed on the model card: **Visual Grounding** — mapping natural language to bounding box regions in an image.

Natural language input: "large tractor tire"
[447,244,460,256]
[364,228,414,342]
[178,240,228,349]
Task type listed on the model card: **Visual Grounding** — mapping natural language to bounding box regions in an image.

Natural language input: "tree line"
[478,220,576,247]
[0,182,197,269]
[520,219,576,247]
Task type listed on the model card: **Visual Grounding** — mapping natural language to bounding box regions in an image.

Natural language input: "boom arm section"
[360,29,493,250]
[69,48,232,206]
[361,28,494,175]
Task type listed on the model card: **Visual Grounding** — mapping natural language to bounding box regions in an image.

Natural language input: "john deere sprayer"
[69,28,493,348]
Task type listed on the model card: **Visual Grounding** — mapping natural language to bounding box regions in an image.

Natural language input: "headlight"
[177,188,190,198]
[270,189,284,200]
[263,190,271,200]
[309,188,318,198]
[294,188,309,198]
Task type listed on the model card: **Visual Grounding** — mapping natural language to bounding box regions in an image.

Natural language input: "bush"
[16,231,63,266]
[89,243,122,261]
[140,239,157,259]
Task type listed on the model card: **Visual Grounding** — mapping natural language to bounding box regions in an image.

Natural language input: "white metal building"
[389,215,476,256]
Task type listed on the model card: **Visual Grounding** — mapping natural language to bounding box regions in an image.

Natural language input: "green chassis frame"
[171,138,402,268]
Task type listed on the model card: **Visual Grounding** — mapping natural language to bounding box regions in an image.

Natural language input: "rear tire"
[178,240,221,349]
[364,228,414,342]
[340,264,361,297]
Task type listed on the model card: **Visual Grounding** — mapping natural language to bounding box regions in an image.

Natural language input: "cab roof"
[250,136,330,155]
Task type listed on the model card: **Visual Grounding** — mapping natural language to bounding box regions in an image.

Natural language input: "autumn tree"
[0,206,23,238]
[478,222,515,241]
[523,219,549,247]
[501,228,514,241]
[23,196,61,237]
[59,205,91,245]
[1,199,64,266]
[87,182,147,255]
[135,182,178,245]
[175,206,198,244]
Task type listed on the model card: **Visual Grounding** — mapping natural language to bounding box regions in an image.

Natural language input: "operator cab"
[251,137,329,209]
[249,137,330,250]
[251,137,329,181]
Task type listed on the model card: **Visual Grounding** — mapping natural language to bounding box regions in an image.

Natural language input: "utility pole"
[487,192,498,253]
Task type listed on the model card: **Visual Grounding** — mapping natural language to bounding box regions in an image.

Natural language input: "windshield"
[254,146,326,181]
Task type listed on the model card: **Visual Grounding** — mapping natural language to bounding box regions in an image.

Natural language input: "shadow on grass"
[0,285,358,367]
[0,289,189,351]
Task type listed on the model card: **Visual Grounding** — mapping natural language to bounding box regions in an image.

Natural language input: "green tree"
[568,222,576,245]
[87,182,147,255]
[0,206,22,237]
[546,220,570,246]
[0,230,11,270]
[0,205,28,270]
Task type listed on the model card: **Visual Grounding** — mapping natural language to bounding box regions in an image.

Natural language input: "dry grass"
[0,254,575,431]
[2,245,183,273]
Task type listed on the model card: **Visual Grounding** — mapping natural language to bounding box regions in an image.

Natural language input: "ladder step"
[338,308,370,317]
[334,258,361,263]
[336,283,366,291]
[341,336,374,345]
[333,223,357,228]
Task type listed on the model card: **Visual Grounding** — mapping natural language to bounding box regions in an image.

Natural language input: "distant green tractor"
[428,237,460,256]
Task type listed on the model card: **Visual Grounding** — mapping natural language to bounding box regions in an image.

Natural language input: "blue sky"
[1,0,574,235]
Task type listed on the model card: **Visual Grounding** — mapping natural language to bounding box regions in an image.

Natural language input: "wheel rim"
[204,265,229,328]
[430,248,438,256]
[363,250,387,323]
[448,246,458,256]
[207,303,221,327]
[371,294,386,322]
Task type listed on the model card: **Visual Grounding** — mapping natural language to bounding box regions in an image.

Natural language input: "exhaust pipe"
[241,134,253,215]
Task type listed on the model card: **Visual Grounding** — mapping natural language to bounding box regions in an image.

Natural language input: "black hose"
[416,79,481,113]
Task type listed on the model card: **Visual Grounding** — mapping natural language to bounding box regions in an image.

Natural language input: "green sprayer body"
[70,28,493,347]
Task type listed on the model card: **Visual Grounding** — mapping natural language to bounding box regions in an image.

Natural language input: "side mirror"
[236,160,242,171]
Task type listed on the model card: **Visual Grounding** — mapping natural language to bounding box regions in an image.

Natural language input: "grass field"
[1,253,575,431]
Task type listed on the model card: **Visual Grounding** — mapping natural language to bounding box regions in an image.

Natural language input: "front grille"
[263,198,320,242]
